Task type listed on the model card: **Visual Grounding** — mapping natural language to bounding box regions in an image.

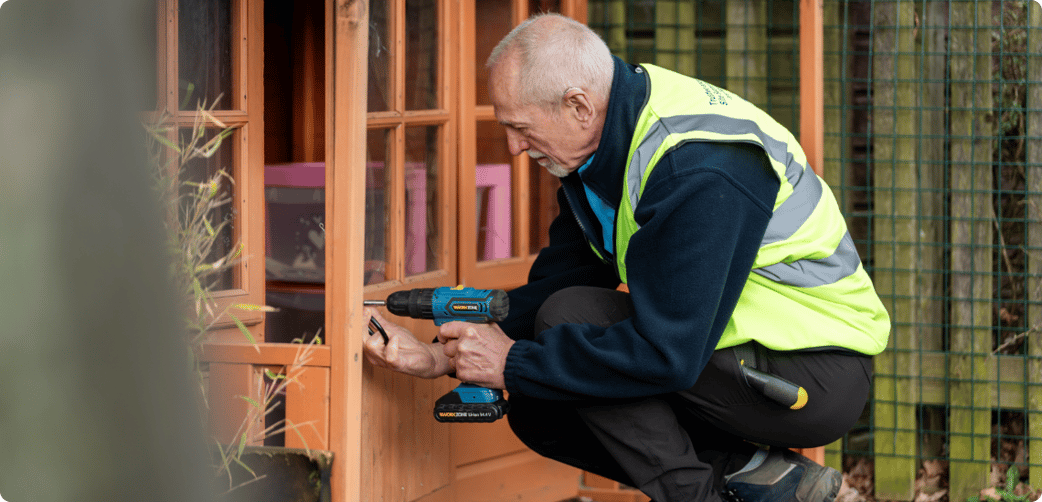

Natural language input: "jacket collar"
[567,55,648,211]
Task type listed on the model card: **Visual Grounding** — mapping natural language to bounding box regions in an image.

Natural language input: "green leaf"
[228,312,257,345]
[180,81,196,110]
[203,216,215,237]
[236,432,248,458]
[1006,466,1018,494]
[240,395,262,410]
[151,133,182,154]
[233,303,276,312]
[232,456,257,478]
[264,369,286,380]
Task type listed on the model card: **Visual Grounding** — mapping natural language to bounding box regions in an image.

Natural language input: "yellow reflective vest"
[614,64,890,355]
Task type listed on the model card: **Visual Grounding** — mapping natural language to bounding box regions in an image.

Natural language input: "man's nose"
[505,129,528,156]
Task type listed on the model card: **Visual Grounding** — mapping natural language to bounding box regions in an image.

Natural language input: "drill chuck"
[385,288,435,320]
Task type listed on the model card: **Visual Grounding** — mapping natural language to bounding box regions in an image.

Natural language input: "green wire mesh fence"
[588,1,1042,500]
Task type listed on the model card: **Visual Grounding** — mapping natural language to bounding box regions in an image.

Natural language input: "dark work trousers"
[506,286,873,502]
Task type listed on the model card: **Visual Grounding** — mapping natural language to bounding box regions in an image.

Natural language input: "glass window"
[180,127,239,290]
[368,0,392,112]
[178,0,233,110]
[365,129,391,284]
[475,120,514,260]
[405,126,441,275]
[475,0,514,106]
[406,0,439,110]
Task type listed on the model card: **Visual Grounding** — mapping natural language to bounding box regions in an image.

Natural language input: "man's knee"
[534,286,630,335]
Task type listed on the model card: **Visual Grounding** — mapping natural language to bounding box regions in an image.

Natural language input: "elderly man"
[364,13,889,502]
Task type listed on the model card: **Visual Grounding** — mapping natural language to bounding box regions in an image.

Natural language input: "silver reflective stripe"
[628,120,673,210]
[627,114,822,245]
[751,232,861,287]
[761,170,822,245]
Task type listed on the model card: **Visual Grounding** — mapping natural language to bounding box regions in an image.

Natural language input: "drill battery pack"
[433,384,509,423]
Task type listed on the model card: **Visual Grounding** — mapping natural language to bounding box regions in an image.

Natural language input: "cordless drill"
[365,286,511,423]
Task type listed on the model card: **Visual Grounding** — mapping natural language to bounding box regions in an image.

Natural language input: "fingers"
[436,321,461,345]
[441,338,459,359]
[441,326,482,369]
[363,307,397,369]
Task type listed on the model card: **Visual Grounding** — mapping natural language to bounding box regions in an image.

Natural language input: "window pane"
[180,127,238,290]
[145,0,158,111]
[365,129,391,284]
[476,121,514,260]
[368,0,391,112]
[264,163,326,284]
[475,0,514,106]
[405,0,438,110]
[179,0,233,110]
[405,126,440,275]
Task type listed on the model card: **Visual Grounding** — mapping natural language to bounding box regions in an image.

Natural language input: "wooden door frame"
[326,0,369,501]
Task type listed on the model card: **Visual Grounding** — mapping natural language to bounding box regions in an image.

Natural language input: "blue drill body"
[367,287,511,422]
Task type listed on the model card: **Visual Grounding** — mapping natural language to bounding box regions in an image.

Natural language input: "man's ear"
[563,88,596,127]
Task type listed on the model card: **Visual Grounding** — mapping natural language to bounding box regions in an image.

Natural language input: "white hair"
[487,13,614,110]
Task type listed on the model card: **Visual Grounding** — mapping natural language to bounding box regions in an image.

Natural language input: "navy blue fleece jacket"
[499,57,781,401]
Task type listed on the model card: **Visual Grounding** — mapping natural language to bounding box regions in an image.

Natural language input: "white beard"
[529,151,570,178]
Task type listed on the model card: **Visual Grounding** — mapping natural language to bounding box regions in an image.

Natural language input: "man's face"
[489,56,594,178]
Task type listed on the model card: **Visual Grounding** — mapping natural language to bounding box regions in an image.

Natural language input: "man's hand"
[362,308,453,379]
[438,322,514,390]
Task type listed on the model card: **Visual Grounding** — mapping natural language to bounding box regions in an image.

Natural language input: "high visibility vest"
[615,64,890,354]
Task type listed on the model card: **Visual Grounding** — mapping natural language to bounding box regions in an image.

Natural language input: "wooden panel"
[209,362,262,445]
[454,449,580,502]
[869,1,920,499]
[583,472,619,490]
[451,415,529,467]
[947,1,995,499]
[201,342,332,367]
[363,368,453,501]
[577,488,651,502]
[286,365,331,450]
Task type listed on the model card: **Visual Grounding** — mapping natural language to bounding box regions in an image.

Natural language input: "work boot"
[721,447,841,502]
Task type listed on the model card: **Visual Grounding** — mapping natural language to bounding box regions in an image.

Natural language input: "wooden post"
[726,0,767,108]
[948,1,995,499]
[917,0,949,463]
[820,0,844,471]
[800,0,823,177]
[327,0,370,501]
[869,1,919,499]
[1025,2,1042,492]
[655,0,678,70]
[600,0,627,57]
[796,0,825,467]
[822,0,846,205]
[608,0,621,55]
[675,2,695,76]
